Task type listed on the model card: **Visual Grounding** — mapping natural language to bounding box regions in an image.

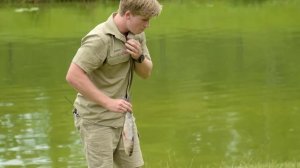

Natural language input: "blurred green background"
[0,0,300,167]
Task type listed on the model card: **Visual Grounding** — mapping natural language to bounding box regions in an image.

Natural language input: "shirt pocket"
[107,52,130,65]
[103,45,131,78]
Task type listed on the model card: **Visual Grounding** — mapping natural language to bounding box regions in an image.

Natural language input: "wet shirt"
[72,13,150,127]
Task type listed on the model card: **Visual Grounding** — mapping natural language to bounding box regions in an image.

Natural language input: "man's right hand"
[104,98,132,113]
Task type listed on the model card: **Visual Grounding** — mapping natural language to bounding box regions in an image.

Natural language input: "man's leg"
[76,117,115,168]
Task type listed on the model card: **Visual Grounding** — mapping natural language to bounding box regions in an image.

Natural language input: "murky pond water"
[1,1,300,167]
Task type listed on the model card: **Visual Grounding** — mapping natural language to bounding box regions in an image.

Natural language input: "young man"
[66,0,162,167]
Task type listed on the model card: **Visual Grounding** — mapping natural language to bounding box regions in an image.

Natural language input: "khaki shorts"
[74,114,144,168]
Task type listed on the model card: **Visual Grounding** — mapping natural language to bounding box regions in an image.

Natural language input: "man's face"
[126,13,150,34]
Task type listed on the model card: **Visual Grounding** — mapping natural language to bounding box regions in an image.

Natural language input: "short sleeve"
[72,35,108,73]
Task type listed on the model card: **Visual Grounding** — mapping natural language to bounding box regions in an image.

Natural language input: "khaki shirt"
[72,13,150,127]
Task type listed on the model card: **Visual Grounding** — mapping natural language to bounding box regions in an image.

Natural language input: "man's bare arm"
[66,63,132,113]
[134,58,152,79]
[125,39,153,79]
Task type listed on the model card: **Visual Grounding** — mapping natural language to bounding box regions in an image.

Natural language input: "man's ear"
[124,10,132,20]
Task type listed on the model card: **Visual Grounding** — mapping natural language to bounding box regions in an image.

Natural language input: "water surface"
[0,1,300,167]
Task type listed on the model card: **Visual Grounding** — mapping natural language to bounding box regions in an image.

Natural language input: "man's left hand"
[125,39,142,60]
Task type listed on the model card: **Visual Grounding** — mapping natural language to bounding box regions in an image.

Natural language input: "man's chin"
[131,30,144,35]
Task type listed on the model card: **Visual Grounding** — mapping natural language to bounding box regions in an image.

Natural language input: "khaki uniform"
[72,13,149,167]
[72,13,150,127]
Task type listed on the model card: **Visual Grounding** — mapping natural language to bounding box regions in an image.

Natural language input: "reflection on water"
[0,112,50,167]
[0,85,85,167]
[1,1,300,167]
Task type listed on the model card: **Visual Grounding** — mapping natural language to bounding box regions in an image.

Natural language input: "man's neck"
[113,13,129,35]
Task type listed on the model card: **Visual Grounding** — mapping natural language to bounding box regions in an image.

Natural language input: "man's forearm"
[66,63,111,107]
[66,63,133,113]
[134,58,153,79]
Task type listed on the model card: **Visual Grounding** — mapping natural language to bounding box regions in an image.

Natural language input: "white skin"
[66,10,153,113]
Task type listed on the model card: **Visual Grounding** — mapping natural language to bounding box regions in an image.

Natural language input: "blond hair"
[118,0,162,18]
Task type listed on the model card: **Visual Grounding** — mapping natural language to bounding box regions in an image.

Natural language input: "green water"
[1,1,300,167]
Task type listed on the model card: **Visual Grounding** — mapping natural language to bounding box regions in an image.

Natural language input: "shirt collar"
[103,13,135,42]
